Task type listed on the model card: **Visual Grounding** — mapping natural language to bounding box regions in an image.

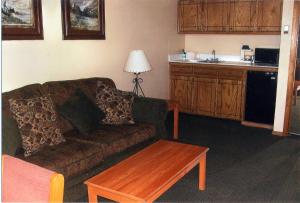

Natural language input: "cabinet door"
[216,79,243,120]
[178,0,199,32]
[207,0,230,32]
[230,0,258,32]
[192,77,217,116]
[257,0,282,32]
[170,76,193,112]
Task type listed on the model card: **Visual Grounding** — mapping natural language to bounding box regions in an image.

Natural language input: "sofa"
[2,77,168,202]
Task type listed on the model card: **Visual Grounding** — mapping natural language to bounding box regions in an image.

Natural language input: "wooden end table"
[167,100,179,140]
[85,140,209,203]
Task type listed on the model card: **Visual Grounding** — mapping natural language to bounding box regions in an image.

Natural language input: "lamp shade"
[124,50,151,73]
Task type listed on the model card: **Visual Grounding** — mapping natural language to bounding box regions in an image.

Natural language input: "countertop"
[169,59,278,72]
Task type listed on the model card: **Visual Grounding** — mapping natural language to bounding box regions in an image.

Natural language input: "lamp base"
[132,73,145,97]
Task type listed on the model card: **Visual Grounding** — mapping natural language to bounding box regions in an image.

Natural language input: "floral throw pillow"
[95,81,135,125]
[9,96,65,157]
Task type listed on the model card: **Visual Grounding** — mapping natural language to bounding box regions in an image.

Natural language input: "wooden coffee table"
[85,140,209,203]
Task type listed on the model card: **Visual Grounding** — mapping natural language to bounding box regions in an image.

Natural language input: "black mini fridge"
[245,71,278,125]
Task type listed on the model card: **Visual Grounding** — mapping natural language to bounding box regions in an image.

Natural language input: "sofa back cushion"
[42,78,116,133]
[2,84,46,155]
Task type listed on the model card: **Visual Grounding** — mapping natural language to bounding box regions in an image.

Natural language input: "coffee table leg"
[199,153,207,191]
[88,187,98,203]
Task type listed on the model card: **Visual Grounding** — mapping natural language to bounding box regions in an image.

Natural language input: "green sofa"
[2,77,168,202]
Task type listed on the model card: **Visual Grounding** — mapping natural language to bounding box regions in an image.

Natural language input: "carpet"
[156,113,300,202]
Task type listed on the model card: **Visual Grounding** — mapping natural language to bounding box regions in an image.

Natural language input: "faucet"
[212,50,216,61]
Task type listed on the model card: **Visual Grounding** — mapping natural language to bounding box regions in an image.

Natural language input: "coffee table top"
[85,140,208,202]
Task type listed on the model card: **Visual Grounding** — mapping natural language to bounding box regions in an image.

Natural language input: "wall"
[274,0,295,133]
[185,34,281,55]
[2,0,184,99]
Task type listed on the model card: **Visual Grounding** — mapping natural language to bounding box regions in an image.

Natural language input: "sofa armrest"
[132,97,168,139]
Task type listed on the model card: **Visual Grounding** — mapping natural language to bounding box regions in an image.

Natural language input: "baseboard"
[241,121,273,130]
[272,131,284,136]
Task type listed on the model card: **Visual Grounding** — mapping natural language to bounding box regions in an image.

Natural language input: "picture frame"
[2,0,44,40]
[61,0,105,40]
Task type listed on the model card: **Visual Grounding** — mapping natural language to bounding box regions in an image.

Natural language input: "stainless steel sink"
[197,59,223,63]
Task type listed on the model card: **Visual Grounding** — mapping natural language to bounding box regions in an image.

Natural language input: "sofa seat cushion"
[65,123,155,158]
[16,139,104,180]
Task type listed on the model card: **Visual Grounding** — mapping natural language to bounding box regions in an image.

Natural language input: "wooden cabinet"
[178,0,282,34]
[178,0,199,32]
[257,0,283,32]
[229,0,258,32]
[206,0,230,32]
[170,63,246,120]
[170,76,193,112]
[215,79,243,119]
[192,77,217,116]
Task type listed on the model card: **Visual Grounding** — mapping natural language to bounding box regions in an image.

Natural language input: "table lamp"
[124,50,152,97]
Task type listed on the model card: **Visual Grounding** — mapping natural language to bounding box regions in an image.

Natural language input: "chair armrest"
[2,155,64,203]
[132,97,168,138]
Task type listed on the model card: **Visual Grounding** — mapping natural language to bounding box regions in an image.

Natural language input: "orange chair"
[2,155,64,203]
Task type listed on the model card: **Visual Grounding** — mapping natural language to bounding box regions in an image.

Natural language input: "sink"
[197,59,223,63]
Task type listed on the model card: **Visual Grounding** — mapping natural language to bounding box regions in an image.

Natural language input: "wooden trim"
[283,2,300,136]
[49,173,64,203]
[241,121,273,130]
[272,131,284,136]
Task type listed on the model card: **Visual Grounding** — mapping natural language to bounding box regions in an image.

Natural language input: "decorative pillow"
[57,89,105,135]
[95,81,135,125]
[9,96,65,157]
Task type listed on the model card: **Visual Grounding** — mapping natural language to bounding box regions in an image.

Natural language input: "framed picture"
[2,0,43,40]
[61,0,105,40]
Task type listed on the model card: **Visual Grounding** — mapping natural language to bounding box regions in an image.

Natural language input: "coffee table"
[85,140,209,203]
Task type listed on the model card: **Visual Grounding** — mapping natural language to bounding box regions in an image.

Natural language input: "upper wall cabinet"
[178,0,283,34]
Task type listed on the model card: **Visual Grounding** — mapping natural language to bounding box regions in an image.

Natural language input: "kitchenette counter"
[169,60,278,72]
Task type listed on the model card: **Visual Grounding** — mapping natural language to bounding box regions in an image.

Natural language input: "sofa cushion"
[2,84,47,155]
[57,89,105,135]
[9,96,65,157]
[17,139,104,180]
[95,81,135,125]
[2,114,23,156]
[43,78,116,133]
[65,123,155,158]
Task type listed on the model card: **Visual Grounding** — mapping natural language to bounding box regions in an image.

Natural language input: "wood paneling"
[178,0,282,34]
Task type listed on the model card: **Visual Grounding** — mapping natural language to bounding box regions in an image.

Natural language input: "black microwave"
[254,48,280,66]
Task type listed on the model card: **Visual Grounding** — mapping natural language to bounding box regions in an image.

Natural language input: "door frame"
[283,2,300,136]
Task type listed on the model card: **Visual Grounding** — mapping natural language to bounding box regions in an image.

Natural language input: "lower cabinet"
[170,75,193,112]
[192,77,217,117]
[170,64,246,121]
[215,79,243,120]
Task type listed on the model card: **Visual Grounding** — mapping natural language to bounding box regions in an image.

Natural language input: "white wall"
[274,0,295,133]
[2,0,184,99]
[185,35,281,55]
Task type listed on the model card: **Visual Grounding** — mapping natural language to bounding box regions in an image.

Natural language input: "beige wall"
[185,34,281,55]
[2,0,184,99]
[274,0,295,133]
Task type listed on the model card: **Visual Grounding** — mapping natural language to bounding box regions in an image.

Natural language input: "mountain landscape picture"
[1,0,33,27]
[70,0,100,31]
